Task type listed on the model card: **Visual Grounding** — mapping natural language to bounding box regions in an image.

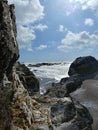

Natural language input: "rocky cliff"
[0,1,19,81]
[0,1,93,130]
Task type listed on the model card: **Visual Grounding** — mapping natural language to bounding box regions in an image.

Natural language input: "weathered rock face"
[10,70,52,130]
[0,1,19,129]
[37,95,93,130]
[51,99,93,130]
[0,86,13,130]
[15,62,40,95]
[68,56,98,76]
[0,1,19,81]
[0,68,53,130]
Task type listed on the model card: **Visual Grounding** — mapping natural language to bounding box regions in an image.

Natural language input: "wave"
[28,62,70,81]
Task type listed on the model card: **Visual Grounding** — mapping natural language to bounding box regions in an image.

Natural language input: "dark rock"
[0,1,19,129]
[45,84,67,98]
[68,56,98,76]
[0,87,13,130]
[0,1,19,81]
[51,101,76,126]
[45,75,82,97]
[60,77,69,85]
[65,75,82,94]
[51,98,93,130]
[28,62,61,67]
[64,122,92,130]
[15,62,40,95]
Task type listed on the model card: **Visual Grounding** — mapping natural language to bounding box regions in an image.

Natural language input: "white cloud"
[17,25,36,51]
[59,25,67,32]
[58,31,98,51]
[85,18,94,26]
[64,0,98,15]
[71,0,98,11]
[33,24,48,31]
[8,0,46,51]
[56,0,98,16]
[9,0,44,24]
[36,44,47,50]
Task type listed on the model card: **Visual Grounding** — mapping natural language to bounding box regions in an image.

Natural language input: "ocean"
[27,62,98,129]
[28,62,70,94]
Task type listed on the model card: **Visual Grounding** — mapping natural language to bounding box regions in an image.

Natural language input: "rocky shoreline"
[0,1,96,130]
[28,62,62,68]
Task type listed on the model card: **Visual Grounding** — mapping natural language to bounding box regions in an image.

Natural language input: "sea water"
[28,62,70,93]
[29,62,70,81]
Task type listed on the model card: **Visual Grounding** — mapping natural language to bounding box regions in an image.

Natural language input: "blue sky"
[9,0,98,62]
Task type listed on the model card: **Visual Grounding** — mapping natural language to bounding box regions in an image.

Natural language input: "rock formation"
[15,62,40,95]
[0,1,19,81]
[68,56,98,76]
[0,1,93,130]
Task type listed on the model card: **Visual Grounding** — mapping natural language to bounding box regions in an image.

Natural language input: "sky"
[8,0,98,62]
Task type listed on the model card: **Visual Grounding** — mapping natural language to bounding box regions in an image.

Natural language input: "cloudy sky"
[9,0,98,62]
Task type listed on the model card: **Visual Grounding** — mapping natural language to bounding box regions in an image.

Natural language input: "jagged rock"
[37,95,93,130]
[0,1,19,129]
[50,97,93,130]
[45,75,82,97]
[68,56,98,76]
[0,1,19,81]
[15,62,40,95]
[51,97,76,125]
[10,69,53,130]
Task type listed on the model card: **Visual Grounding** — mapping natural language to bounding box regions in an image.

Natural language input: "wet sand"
[71,80,98,130]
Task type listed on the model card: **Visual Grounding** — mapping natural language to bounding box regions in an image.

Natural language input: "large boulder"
[0,1,19,81]
[15,62,40,95]
[68,56,98,76]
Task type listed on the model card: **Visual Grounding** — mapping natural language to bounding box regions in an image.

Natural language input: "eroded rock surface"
[15,62,40,95]
[0,1,19,81]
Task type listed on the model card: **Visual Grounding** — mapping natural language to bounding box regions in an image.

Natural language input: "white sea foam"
[29,62,70,81]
